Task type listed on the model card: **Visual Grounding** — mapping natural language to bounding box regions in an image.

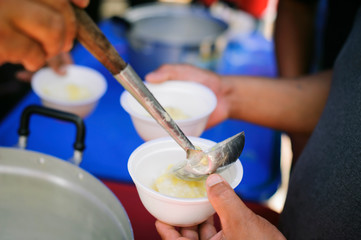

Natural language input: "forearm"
[222,70,332,133]
[275,0,318,77]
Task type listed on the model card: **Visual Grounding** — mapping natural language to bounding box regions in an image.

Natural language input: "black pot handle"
[17,105,86,165]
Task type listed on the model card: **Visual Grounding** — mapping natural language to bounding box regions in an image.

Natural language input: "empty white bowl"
[120,81,217,141]
[31,65,107,118]
[128,137,243,227]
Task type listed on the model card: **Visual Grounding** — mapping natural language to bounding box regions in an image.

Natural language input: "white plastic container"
[32,65,107,118]
[128,137,243,227]
[120,81,217,141]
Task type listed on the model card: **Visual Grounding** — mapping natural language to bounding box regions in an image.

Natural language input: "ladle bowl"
[174,132,245,180]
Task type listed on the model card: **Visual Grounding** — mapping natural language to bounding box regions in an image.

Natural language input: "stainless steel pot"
[123,3,228,78]
[0,105,133,239]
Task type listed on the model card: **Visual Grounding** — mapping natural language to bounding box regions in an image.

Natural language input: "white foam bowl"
[120,81,217,141]
[31,65,107,118]
[128,137,243,227]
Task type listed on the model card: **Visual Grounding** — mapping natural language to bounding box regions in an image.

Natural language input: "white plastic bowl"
[128,137,243,227]
[120,81,217,141]
[31,65,107,118]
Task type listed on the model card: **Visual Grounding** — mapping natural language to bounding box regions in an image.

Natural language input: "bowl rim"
[31,65,108,106]
[128,136,243,203]
[120,80,217,123]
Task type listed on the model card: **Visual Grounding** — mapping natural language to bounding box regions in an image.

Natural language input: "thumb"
[206,174,255,228]
[206,174,286,240]
[145,70,169,83]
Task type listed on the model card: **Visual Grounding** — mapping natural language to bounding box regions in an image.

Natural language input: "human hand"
[156,174,286,240]
[0,0,89,71]
[46,52,74,75]
[145,64,230,128]
[156,216,222,240]
[16,52,73,82]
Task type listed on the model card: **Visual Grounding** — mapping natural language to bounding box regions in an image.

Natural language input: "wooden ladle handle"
[73,5,127,75]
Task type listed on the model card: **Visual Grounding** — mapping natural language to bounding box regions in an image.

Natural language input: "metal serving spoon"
[73,6,245,180]
[173,132,245,180]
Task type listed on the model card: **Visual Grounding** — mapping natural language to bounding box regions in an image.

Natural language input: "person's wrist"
[222,76,236,119]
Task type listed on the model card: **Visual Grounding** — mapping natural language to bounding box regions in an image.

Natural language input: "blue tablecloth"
[0,18,280,202]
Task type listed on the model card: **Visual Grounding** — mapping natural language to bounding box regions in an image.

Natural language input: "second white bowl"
[120,81,217,141]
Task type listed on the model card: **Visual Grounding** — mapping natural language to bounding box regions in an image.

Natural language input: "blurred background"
[0,0,288,211]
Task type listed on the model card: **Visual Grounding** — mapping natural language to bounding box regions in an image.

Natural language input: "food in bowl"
[41,82,92,101]
[159,107,189,120]
[144,106,190,120]
[153,164,207,198]
[32,65,107,118]
[120,81,217,141]
[128,137,243,227]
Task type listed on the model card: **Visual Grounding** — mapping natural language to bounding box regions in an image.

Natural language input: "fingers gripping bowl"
[120,81,217,141]
[128,137,243,227]
[32,65,107,118]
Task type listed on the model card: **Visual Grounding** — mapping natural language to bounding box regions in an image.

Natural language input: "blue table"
[0,19,280,202]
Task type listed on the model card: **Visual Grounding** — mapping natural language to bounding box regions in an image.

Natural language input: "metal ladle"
[73,6,245,180]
